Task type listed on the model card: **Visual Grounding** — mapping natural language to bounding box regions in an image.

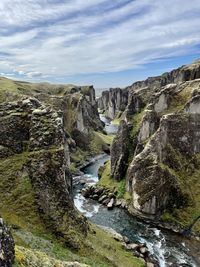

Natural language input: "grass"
[130,108,146,139]
[162,85,192,115]
[98,161,131,202]
[111,118,121,125]
[13,224,144,267]
[0,152,45,232]
[0,76,78,103]
[94,131,114,145]
[90,131,114,154]
[159,148,200,233]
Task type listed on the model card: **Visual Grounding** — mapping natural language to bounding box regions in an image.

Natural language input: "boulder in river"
[107,198,115,209]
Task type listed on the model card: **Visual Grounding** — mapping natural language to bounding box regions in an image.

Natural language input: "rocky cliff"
[98,59,200,120]
[107,59,200,231]
[97,88,128,119]
[0,96,88,249]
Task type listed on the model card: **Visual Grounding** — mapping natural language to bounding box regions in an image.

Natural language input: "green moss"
[98,161,131,202]
[164,86,192,115]
[70,147,90,168]
[90,131,114,154]
[85,224,145,267]
[94,131,114,145]
[159,148,200,233]
[111,118,121,125]
[130,108,146,139]
[0,152,45,231]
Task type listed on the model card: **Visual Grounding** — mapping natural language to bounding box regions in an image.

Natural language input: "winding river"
[73,115,200,267]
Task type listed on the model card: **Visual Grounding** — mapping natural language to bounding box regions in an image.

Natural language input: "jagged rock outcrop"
[127,58,200,92]
[98,59,200,120]
[111,120,130,181]
[0,97,88,248]
[97,88,128,119]
[127,113,200,215]
[0,218,15,267]
[108,59,200,226]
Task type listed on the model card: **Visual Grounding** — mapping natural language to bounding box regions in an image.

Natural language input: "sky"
[0,0,200,88]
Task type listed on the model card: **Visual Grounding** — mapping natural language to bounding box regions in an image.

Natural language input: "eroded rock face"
[63,86,103,149]
[0,218,15,267]
[0,97,88,247]
[98,59,200,120]
[111,120,130,181]
[97,88,128,119]
[127,114,200,215]
[108,59,200,220]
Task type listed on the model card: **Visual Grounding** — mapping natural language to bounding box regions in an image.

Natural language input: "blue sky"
[0,0,200,88]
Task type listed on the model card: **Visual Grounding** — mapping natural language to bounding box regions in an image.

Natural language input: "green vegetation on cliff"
[98,161,131,201]
[130,108,146,139]
[160,149,200,233]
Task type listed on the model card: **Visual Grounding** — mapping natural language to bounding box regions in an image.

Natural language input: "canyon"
[98,59,200,233]
[0,59,200,267]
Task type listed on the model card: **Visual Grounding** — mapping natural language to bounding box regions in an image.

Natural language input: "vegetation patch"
[130,108,146,139]
[0,152,45,232]
[90,131,114,154]
[111,118,121,125]
[164,86,192,115]
[98,161,131,202]
[13,224,144,267]
[160,148,200,233]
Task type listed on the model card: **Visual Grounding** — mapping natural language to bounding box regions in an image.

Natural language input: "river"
[73,114,199,267]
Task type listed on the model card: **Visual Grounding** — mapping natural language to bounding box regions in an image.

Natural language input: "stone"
[107,198,115,209]
[123,236,130,244]
[97,88,128,119]
[98,195,108,203]
[102,198,110,205]
[139,246,148,255]
[146,262,155,267]
[126,243,139,250]
[115,200,122,207]
[92,194,99,200]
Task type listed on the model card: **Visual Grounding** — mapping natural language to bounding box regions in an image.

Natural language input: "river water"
[73,114,199,267]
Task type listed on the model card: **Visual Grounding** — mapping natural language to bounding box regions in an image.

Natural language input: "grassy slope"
[0,76,76,103]
[13,224,144,267]
[160,152,200,233]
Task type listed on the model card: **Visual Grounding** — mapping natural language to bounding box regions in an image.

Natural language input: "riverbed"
[73,114,199,267]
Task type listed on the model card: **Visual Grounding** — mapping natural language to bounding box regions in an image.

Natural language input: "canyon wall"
[102,59,200,230]
[0,80,105,250]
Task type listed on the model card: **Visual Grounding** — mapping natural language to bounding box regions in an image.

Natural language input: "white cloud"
[0,0,200,82]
